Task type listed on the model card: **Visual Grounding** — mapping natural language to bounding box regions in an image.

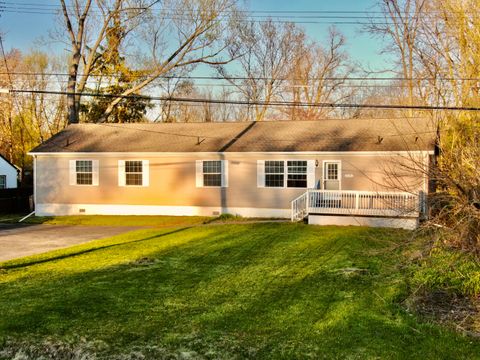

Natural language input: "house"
[29,118,435,229]
[0,154,19,189]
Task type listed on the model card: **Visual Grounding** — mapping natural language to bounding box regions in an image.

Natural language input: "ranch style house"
[29,118,435,229]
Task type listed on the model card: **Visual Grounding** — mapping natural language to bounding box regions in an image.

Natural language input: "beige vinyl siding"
[35,152,428,212]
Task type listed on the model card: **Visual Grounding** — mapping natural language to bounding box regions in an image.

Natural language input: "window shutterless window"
[0,175,6,189]
[196,160,228,187]
[69,160,99,186]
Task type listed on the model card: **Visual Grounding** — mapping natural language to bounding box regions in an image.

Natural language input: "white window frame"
[0,175,6,189]
[118,160,149,187]
[258,160,315,189]
[322,160,342,190]
[264,160,285,188]
[69,159,99,186]
[196,160,228,188]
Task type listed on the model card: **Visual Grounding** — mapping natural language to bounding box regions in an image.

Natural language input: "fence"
[0,187,33,214]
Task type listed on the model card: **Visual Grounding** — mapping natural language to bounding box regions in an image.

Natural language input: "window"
[69,160,98,186]
[259,160,314,189]
[203,160,222,187]
[196,160,228,187]
[0,175,6,189]
[287,161,307,188]
[125,161,143,186]
[265,161,284,187]
[76,160,93,185]
[118,160,149,187]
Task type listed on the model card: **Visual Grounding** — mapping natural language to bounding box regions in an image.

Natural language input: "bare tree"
[58,0,237,123]
[218,19,305,121]
[366,0,480,251]
[0,49,67,169]
[283,28,352,120]
[366,0,426,115]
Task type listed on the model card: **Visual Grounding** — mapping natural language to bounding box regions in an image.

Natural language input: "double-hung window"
[0,175,6,189]
[265,161,284,187]
[69,160,99,186]
[196,160,228,187]
[203,161,222,187]
[287,161,308,188]
[118,160,149,187]
[76,160,93,185]
[126,161,143,186]
[258,160,314,189]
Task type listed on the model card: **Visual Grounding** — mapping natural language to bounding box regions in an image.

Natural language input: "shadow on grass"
[0,227,192,270]
[0,224,478,358]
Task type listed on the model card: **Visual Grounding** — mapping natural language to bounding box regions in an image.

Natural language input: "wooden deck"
[291,190,420,222]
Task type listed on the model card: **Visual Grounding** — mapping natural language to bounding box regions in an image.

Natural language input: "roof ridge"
[70,117,430,127]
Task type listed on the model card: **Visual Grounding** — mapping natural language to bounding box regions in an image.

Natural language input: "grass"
[0,221,479,359]
[410,241,480,297]
[0,214,210,227]
[0,213,275,227]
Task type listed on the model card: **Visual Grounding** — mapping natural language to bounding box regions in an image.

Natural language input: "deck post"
[355,192,359,211]
[306,189,310,215]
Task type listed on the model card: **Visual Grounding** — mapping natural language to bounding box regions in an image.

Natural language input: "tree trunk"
[66,52,81,124]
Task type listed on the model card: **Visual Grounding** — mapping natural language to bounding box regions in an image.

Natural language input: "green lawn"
[0,222,479,359]
[0,214,210,227]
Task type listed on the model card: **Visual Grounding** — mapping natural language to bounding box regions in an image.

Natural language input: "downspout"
[32,155,37,214]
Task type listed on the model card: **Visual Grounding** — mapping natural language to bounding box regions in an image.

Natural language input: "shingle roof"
[30,118,436,153]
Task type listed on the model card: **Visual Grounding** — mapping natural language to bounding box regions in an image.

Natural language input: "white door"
[323,162,341,190]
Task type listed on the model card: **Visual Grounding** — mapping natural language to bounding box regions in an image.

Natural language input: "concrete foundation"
[308,214,418,230]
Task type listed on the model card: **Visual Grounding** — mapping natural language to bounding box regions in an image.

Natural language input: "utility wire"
[2,5,475,25]
[2,72,480,82]
[92,121,439,143]
[3,88,480,112]
[3,1,480,15]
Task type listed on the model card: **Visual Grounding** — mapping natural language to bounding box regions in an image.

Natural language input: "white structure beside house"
[0,154,18,189]
[29,118,435,229]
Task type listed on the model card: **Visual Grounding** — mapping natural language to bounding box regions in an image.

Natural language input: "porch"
[291,190,422,229]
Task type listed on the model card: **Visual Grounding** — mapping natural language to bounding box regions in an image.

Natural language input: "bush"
[216,213,242,221]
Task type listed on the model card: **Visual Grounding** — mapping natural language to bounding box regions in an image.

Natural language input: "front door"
[323,162,341,190]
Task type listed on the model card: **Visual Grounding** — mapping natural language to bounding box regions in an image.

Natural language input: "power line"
[1,10,475,26]
[3,1,480,15]
[2,71,480,82]
[2,5,475,26]
[93,121,439,143]
[0,10,399,25]
[3,88,480,112]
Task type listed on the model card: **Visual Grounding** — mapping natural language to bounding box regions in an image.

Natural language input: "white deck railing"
[291,190,420,221]
[291,192,309,221]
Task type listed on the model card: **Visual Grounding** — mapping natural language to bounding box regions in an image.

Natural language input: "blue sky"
[0,0,388,71]
[249,0,386,70]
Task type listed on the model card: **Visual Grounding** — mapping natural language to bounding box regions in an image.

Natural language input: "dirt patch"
[407,290,480,336]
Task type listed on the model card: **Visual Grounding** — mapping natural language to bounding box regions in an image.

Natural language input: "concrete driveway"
[0,224,143,262]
